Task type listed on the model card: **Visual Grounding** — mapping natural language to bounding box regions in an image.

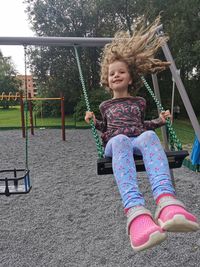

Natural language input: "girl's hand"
[159,110,171,123]
[85,111,96,124]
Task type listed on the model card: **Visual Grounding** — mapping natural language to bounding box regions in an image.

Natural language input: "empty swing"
[0,46,32,196]
[74,47,188,175]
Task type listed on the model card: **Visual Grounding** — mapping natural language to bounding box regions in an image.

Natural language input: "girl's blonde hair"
[100,16,170,94]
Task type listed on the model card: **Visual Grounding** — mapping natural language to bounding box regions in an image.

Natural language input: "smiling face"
[108,60,132,97]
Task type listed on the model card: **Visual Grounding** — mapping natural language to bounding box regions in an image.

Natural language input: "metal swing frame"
[0,25,199,178]
[0,27,199,142]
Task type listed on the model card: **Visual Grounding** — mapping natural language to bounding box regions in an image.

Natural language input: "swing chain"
[24,45,29,169]
[141,76,182,151]
[74,47,104,158]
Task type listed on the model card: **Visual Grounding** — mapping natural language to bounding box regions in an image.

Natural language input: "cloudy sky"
[0,0,34,74]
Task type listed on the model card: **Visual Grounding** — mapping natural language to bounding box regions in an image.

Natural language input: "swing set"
[0,47,31,196]
[74,47,189,175]
[0,24,199,195]
[0,92,65,196]
[0,92,66,140]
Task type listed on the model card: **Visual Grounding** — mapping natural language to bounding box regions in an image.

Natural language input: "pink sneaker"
[155,197,200,232]
[127,206,167,252]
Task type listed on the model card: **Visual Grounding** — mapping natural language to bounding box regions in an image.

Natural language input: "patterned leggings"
[104,131,175,209]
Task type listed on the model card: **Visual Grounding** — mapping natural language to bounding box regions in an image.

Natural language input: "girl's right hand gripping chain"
[85,111,96,124]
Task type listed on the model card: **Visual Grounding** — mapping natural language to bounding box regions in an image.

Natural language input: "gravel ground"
[0,129,200,267]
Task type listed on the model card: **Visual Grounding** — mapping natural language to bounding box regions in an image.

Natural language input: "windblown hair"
[100,17,170,94]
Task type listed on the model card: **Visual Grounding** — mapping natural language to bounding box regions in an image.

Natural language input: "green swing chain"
[24,46,29,169]
[141,76,182,151]
[74,47,104,158]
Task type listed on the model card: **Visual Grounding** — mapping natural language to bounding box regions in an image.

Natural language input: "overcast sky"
[0,0,34,74]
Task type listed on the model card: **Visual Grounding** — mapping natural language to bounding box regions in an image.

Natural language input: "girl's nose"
[114,72,119,77]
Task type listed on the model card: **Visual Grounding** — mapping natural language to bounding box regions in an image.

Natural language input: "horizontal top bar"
[26,97,62,101]
[0,36,113,47]
[0,25,164,47]
[0,95,62,101]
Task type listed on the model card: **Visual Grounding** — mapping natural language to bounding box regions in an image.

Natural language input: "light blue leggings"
[104,131,175,209]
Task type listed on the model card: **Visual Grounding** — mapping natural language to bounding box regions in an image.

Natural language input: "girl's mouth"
[113,79,122,83]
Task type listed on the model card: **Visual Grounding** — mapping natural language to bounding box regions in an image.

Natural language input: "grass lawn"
[0,107,22,127]
[155,119,195,150]
[0,106,198,149]
[0,106,88,128]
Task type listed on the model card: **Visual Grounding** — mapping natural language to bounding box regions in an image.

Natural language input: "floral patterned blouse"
[95,96,165,146]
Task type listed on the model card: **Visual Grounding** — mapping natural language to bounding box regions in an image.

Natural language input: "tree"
[0,51,20,108]
[25,0,148,114]
[141,0,200,115]
[24,0,200,116]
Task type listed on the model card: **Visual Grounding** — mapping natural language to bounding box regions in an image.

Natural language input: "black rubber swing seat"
[97,150,189,175]
[0,169,31,196]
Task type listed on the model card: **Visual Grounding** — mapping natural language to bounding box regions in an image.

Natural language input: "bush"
[74,88,110,121]
[33,100,61,118]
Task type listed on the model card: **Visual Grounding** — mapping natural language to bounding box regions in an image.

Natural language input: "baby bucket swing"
[0,46,32,196]
[74,46,189,175]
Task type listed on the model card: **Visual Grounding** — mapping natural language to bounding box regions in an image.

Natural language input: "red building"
[16,75,37,97]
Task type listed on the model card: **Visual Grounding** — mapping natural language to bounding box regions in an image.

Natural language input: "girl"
[85,17,199,252]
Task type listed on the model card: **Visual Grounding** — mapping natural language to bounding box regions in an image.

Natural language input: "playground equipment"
[0,25,199,182]
[0,46,66,196]
[0,31,198,141]
[74,47,189,175]
[0,92,66,141]
[24,94,66,141]
[0,92,20,101]
[0,48,31,196]
[0,169,31,196]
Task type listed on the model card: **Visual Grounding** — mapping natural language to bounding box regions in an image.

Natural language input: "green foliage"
[33,100,61,118]
[0,51,20,109]
[74,88,110,121]
[32,84,61,117]
[146,0,200,76]
[24,0,200,117]
[24,0,150,114]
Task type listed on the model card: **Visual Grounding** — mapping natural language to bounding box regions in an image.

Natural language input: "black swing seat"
[97,150,189,175]
[0,169,31,196]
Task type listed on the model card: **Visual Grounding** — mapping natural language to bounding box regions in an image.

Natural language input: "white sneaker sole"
[131,231,167,252]
[158,214,200,232]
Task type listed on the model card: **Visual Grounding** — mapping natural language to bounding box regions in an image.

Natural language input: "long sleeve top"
[95,96,165,146]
